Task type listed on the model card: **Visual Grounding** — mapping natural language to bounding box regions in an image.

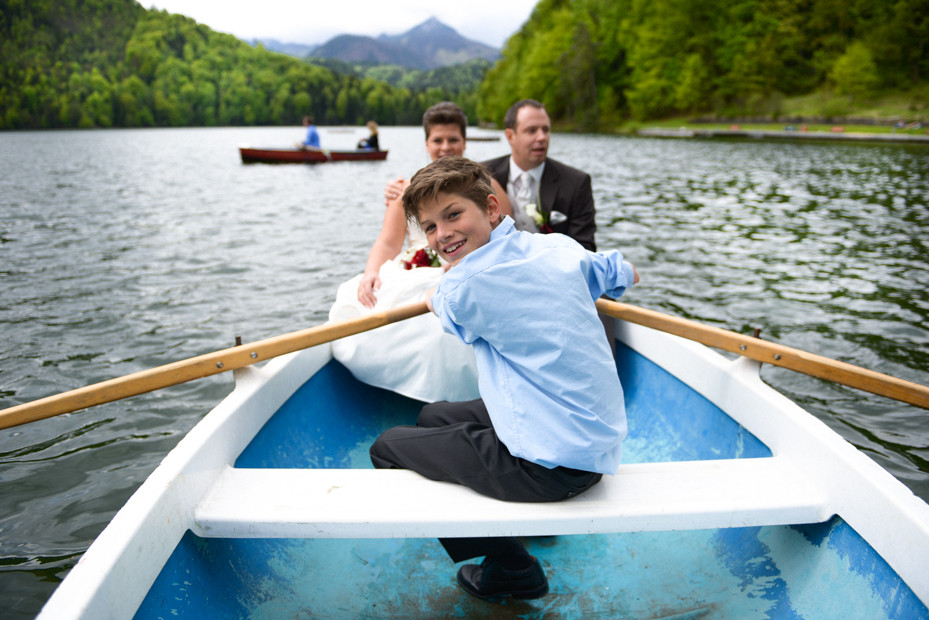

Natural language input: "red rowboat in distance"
[239,147,388,164]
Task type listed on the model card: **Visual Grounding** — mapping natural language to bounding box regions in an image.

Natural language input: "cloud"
[144,0,535,48]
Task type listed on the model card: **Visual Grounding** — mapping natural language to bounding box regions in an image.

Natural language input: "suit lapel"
[489,156,508,189]
[539,161,558,215]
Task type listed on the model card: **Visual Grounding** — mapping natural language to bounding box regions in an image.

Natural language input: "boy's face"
[425,124,466,160]
[418,191,500,266]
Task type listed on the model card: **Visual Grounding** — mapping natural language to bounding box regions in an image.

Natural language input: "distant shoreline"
[637,127,929,144]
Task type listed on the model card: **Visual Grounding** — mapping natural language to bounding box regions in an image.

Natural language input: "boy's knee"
[370,426,420,469]
[416,401,450,427]
[370,433,397,469]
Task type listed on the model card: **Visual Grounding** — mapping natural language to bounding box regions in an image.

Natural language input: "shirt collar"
[455,216,513,269]
[508,158,545,186]
[492,216,516,241]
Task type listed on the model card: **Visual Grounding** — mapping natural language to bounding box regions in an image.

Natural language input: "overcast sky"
[143,1,538,49]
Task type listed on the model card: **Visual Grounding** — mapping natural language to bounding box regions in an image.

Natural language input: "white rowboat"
[16,302,929,618]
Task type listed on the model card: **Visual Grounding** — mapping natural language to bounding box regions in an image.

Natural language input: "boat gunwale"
[37,319,929,617]
[238,146,388,163]
[616,320,929,605]
[36,347,332,619]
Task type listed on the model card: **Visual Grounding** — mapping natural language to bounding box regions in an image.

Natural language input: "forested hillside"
[3,0,926,131]
[0,0,481,129]
[479,0,928,129]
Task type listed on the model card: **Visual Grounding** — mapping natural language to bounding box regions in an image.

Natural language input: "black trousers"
[370,399,602,562]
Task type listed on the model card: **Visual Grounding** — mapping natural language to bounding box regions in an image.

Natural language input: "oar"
[3,299,927,431]
[0,302,429,430]
[596,299,929,410]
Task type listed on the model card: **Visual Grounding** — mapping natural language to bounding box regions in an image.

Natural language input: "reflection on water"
[1,127,927,617]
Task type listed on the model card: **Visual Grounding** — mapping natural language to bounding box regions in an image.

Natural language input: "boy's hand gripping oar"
[0,302,429,430]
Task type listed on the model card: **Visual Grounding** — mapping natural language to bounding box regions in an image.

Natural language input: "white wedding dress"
[328,224,480,403]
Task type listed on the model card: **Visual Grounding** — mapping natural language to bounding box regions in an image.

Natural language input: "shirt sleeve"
[587,249,634,300]
[430,286,477,345]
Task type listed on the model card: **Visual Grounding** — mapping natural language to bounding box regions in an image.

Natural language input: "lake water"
[1,126,927,617]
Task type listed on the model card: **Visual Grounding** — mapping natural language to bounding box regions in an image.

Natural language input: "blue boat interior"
[135,342,928,619]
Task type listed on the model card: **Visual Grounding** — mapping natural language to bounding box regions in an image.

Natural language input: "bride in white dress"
[329,102,512,403]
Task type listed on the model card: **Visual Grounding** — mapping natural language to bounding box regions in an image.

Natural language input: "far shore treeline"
[1,0,927,132]
[0,0,484,130]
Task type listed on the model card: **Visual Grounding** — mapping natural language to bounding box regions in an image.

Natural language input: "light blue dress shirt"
[431,217,634,474]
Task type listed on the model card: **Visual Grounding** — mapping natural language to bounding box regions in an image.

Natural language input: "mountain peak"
[409,17,453,33]
[313,18,499,70]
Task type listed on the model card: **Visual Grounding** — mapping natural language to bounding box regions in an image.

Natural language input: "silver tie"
[517,172,534,209]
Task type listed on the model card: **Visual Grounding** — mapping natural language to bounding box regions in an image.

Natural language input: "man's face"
[505,106,551,170]
[418,191,500,266]
[425,124,466,160]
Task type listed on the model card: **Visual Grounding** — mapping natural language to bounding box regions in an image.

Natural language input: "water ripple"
[1,127,927,617]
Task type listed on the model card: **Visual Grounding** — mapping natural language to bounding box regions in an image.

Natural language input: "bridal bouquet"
[399,246,441,270]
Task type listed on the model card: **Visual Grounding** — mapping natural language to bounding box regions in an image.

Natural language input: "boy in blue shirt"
[370,157,639,600]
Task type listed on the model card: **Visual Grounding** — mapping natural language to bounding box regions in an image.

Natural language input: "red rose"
[412,248,431,267]
[403,248,432,269]
[401,247,440,269]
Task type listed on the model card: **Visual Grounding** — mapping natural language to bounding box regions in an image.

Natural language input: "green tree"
[0,0,446,129]
[674,53,711,113]
[3,0,926,131]
[830,41,880,99]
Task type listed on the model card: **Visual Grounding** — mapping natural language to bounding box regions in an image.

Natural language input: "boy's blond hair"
[403,157,495,223]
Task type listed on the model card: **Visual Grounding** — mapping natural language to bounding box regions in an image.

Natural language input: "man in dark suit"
[483,99,597,251]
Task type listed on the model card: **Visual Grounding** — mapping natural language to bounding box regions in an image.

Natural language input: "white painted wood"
[614,320,929,607]
[37,319,929,618]
[193,457,831,539]
[37,348,332,620]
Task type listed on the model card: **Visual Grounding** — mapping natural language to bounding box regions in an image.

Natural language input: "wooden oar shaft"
[4,298,926,430]
[0,302,429,430]
[597,299,929,410]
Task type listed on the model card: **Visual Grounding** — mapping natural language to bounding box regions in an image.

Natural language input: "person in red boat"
[328,102,510,403]
[297,116,321,149]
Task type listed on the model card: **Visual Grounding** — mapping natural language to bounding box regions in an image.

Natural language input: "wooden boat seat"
[192,456,833,539]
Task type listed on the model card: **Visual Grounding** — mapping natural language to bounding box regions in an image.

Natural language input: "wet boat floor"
[136,355,927,618]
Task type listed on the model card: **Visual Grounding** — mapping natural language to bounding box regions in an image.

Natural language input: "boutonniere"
[400,246,441,270]
[525,204,567,234]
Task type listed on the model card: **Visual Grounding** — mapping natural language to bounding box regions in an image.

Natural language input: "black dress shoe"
[456,555,549,600]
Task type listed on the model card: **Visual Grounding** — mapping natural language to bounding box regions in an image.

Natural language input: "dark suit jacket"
[483,155,596,251]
